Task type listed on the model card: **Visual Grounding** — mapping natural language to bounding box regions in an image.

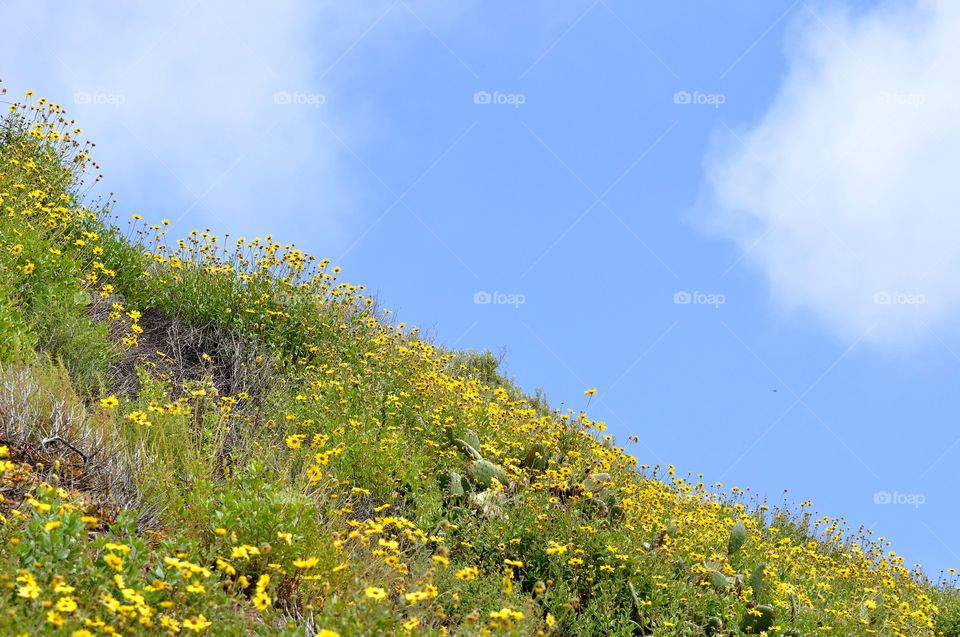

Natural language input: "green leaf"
[728,520,747,555]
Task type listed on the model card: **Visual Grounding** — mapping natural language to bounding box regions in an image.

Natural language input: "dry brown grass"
[90,298,278,411]
[0,360,144,520]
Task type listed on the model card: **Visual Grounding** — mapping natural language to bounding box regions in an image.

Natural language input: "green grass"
[0,85,958,636]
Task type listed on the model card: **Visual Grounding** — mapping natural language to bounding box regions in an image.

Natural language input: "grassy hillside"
[0,83,957,636]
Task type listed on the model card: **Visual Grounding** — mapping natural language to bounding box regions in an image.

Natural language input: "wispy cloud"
[696,0,960,346]
[0,1,466,244]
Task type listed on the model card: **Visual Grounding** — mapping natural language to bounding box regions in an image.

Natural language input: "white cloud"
[699,0,960,345]
[0,1,467,245]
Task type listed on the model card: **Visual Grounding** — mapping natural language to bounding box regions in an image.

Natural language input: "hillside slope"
[0,85,956,636]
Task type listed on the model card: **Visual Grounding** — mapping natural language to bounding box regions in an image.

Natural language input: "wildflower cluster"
[0,85,954,636]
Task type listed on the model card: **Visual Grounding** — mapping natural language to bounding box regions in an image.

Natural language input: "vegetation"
[0,82,957,636]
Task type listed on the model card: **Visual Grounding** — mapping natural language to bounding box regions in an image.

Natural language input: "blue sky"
[4,0,959,576]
